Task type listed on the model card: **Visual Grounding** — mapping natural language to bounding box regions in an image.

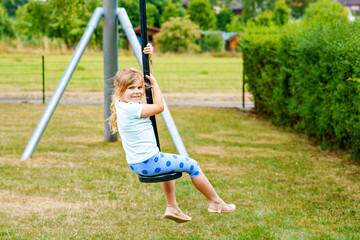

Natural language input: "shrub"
[240,24,281,114]
[155,16,200,53]
[241,17,360,159]
[199,33,223,52]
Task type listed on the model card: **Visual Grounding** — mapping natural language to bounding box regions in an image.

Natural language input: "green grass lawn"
[0,54,243,93]
[0,103,359,239]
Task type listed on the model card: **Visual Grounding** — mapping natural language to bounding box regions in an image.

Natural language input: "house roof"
[133,26,160,35]
[223,32,239,41]
[230,2,243,10]
[338,0,360,5]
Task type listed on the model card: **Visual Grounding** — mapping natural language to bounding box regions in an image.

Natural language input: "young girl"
[109,44,235,223]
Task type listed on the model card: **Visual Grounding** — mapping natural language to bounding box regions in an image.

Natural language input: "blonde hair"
[109,67,144,134]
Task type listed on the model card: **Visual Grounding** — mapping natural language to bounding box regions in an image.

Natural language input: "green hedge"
[241,20,360,159]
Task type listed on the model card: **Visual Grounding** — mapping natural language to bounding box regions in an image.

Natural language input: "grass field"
[0,54,243,93]
[1,103,359,239]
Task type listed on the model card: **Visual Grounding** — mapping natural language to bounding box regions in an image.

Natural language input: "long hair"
[109,67,144,134]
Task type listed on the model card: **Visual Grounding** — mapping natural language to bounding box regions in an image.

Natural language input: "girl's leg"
[161,173,234,215]
[161,180,192,223]
[129,152,234,213]
[129,152,201,178]
[191,172,221,203]
[161,180,178,209]
[191,172,235,213]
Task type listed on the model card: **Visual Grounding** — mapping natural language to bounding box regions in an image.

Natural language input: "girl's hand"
[143,43,153,59]
[145,73,156,86]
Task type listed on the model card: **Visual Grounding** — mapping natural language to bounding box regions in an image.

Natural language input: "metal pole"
[117,8,142,65]
[42,55,45,104]
[117,8,188,157]
[20,7,103,161]
[139,0,161,150]
[103,0,118,142]
[242,60,245,109]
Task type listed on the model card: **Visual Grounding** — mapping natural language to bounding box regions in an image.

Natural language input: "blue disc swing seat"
[138,172,183,183]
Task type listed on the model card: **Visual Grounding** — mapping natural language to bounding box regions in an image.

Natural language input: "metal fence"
[0,54,243,95]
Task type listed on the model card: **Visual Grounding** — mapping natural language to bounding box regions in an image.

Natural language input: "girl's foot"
[208,199,236,213]
[164,206,192,223]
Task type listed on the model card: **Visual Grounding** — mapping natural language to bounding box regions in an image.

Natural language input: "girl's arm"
[141,74,164,117]
[143,43,154,76]
[141,44,164,117]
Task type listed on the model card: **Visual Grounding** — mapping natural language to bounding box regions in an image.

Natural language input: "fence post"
[42,55,45,104]
[242,60,245,109]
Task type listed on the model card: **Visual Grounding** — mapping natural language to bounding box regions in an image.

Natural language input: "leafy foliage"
[273,0,290,26]
[288,0,316,19]
[155,16,200,53]
[146,2,159,27]
[119,0,174,27]
[303,0,348,22]
[241,2,360,159]
[14,0,103,47]
[199,33,223,52]
[225,15,244,32]
[242,0,277,22]
[216,8,234,31]
[0,3,15,39]
[15,0,51,40]
[256,9,275,26]
[159,2,179,25]
[118,0,140,27]
[187,0,216,30]
[47,0,96,47]
[2,0,27,16]
[247,0,290,27]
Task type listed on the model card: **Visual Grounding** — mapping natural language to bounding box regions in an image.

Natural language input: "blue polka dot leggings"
[128,152,202,178]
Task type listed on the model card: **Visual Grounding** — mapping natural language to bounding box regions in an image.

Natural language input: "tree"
[119,0,140,27]
[0,4,15,39]
[159,2,179,26]
[225,15,244,32]
[41,0,102,48]
[272,0,290,26]
[216,8,234,31]
[304,0,348,22]
[146,2,159,26]
[155,16,200,53]
[85,0,103,47]
[3,0,27,16]
[288,0,316,19]
[118,0,162,27]
[173,0,187,17]
[187,0,216,30]
[209,0,232,8]
[15,0,51,39]
[148,0,169,13]
[242,0,276,22]
[256,9,275,26]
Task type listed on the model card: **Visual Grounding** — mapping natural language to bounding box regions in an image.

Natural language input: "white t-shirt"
[115,101,159,164]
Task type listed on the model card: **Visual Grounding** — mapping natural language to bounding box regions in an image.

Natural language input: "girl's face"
[118,79,144,103]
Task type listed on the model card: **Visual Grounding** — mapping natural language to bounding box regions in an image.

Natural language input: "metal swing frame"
[21,1,187,184]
